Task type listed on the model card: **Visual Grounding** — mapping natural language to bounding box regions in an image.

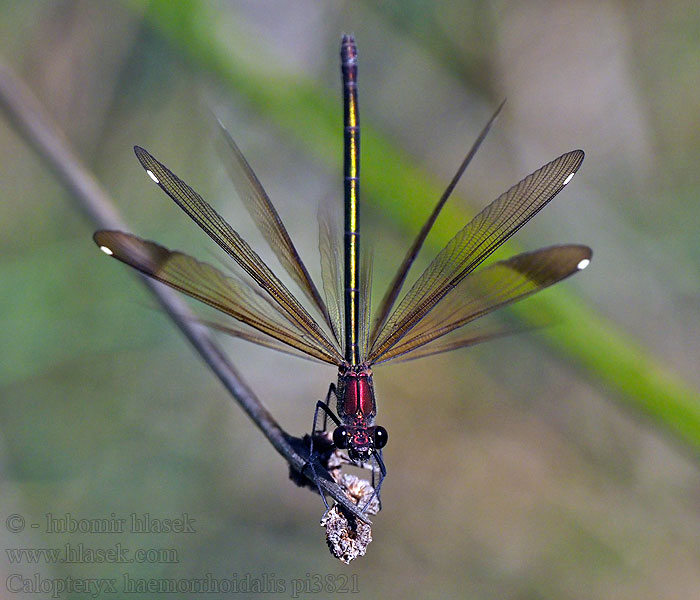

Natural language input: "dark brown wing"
[94,231,340,364]
[318,199,345,347]
[197,319,323,363]
[367,150,584,363]
[218,122,334,333]
[370,244,591,364]
[386,327,522,363]
[369,100,506,345]
[359,248,373,361]
[133,146,342,364]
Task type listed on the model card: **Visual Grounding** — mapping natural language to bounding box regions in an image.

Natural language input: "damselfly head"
[334,424,388,461]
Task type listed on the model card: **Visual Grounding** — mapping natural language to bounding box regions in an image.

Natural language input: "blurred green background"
[1,1,700,598]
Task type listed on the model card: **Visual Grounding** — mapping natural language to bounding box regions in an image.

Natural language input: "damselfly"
[95,35,590,513]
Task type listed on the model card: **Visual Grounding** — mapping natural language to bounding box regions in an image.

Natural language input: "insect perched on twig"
[94,35,590,541]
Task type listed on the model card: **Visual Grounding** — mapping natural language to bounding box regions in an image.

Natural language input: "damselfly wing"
[94,35,591,512]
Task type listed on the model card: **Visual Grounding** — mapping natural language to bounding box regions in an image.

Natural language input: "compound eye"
[373,426,388,449]
[333,426,349,449]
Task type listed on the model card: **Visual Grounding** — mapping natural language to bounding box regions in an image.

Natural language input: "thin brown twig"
[0,57,368,523]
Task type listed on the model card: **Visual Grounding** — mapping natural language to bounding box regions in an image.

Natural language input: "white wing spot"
[577,258,590,270]
[99,245,114,256]
[562,172,575,186]
[146,169,159,184]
